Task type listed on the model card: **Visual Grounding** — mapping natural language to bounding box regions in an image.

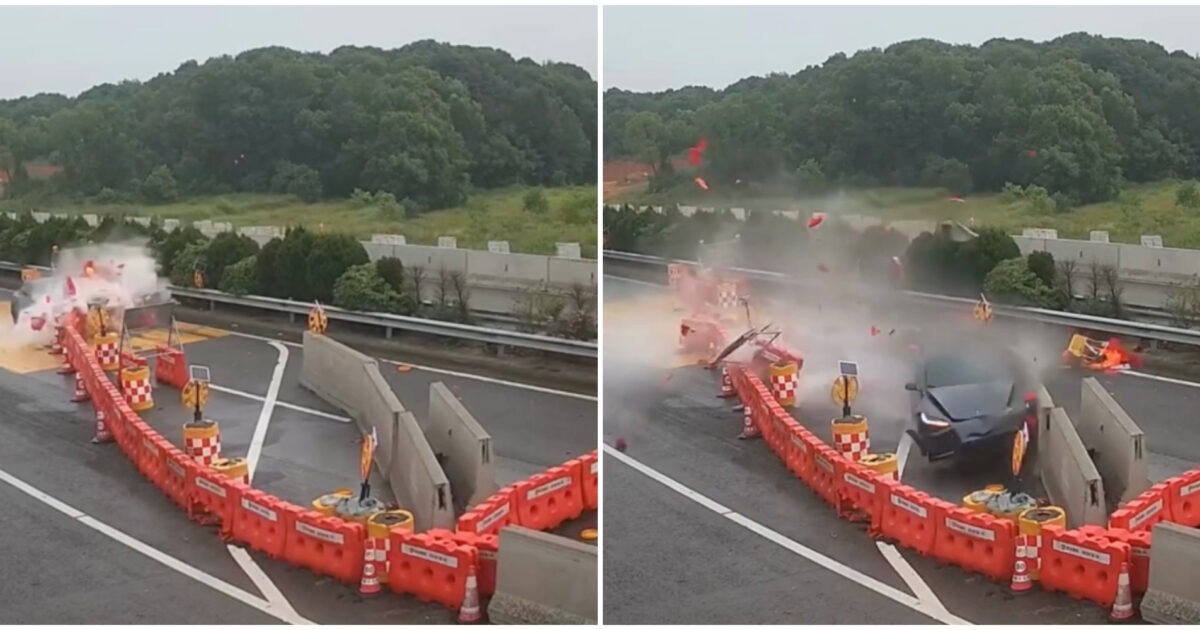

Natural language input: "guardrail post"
[385,326,394,340]
[288,312,296,325]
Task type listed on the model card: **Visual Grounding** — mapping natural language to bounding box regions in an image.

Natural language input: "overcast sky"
[605,5,1200,92]
[0,5,597,99]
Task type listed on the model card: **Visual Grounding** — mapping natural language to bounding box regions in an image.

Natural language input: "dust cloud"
[1,241,168,349]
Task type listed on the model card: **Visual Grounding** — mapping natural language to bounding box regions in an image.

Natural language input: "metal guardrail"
[0,261,597,359]
[603,249,1200,347]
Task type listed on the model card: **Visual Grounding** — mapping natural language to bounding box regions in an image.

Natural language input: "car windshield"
[924,353,1012,388]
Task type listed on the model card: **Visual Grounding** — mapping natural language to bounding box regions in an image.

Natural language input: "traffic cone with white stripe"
[1010,535,1032,594]
[1110,561,1134,621]
[91,407,112,444]
[718,365,735,398]
[58,340,75,375]
[71,372,89,403]
[738,404,759,440]
[457,563,482,623]
[358,538,381,596]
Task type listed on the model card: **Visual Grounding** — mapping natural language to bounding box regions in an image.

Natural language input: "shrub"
[523,188,549,215]
[333,263,407,313]
[984,257,1059,308]
[305,233,370,303]
[204,232,260,289]
[219,255,259,295]
[170,241,210,287]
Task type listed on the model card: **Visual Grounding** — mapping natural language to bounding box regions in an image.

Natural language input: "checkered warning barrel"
[212,457,249,486]
[717,281,740,311]
[1019,506,1066,580]
[121,366,154,412]
[831,415,870,462]
[769,361,799,408]
[861,452,898,481]
[667,263,686,290]
[183,420,222,466]
[95,333,120,373]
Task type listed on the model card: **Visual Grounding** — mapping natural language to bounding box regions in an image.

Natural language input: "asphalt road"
[0,292,597,624]
[603,273,1199,624]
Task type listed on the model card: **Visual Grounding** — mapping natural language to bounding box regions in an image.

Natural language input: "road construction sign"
[831,375,859,407]
[20,268,40,282]
[1011,423,1029,478]
[973,294,993,323]
[308,301,328,335]
[192,269,205,289]
[182,380,210,411]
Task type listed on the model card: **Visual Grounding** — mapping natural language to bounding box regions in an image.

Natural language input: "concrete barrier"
[1078,377,1150,505]
[1039,406,1108,528]
[1141,522,1200,624]
[299,332,454,531]
[426,382,498,508]
[487,526,597,624]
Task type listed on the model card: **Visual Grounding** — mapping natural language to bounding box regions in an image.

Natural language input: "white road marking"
[230,339,300,619]
[604,444,972,625]
[896,433,913,481]
[0,467,313,625]
[218,329,595,402]
[209,384,350,423]
[245,340,288,482]
[1123,369,1200,389]
[876,541,954,618]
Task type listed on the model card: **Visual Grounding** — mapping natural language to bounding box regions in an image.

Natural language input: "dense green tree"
[605,34,1200,203]
[204,232,260,289]
[0,42,595,208]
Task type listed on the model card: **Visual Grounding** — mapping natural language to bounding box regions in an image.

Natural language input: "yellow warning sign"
[20,268,41,282]
[307,302,328,335]
[1011,426,1028,477]
[831,375,859,406]
[973,296,993,323]
[181,380,210,411]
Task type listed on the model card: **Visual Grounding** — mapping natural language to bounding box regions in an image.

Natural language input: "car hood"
[928,381,1014,420]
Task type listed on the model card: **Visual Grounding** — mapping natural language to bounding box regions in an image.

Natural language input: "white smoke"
[2,241,168,349]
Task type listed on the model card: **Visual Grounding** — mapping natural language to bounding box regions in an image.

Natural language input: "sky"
[0,5,597,99]
[604,5,1200,92]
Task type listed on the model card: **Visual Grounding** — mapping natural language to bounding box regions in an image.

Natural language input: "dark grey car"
[904,337,1038,462]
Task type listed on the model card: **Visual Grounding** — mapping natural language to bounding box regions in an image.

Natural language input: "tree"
[375,257,406,295]
[984,257,1059,307]
[170,241,209,287]
[219,255,259,295]
[305,233,369,303]
[1027,251,1057,288]
[204,232,259,289]
[332,262,408,314]
[141,165,178,203]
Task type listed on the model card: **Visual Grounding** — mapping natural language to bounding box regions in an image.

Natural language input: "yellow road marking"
[0,301,228,375]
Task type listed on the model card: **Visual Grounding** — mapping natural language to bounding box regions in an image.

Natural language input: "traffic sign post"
[183,365,212,423]
[832,360,860,418]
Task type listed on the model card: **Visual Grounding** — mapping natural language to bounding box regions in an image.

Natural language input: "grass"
[608,180,1200,248]
[0,185,599,258]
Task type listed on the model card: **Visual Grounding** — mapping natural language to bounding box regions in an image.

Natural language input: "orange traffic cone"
[91,408,112,444]
[738,405,759,440]
[1010,535,1032,594]
[718,366,735,398]
[1110,561,1134,621]
[457,563,482,623]
[58,342,75,375]
[71,372,89,403]
[358,538,381,596]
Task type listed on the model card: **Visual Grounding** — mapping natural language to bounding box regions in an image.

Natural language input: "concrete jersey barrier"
[426,382,498,509]
[1141,522,1200,624]
[1078,377,1150,505]
[1040,406,1108,528]
[487,526,597,624]
[299,332,454,531]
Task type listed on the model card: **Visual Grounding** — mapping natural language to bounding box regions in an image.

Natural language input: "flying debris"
[695,176,709,191]
[947,196,966,203]
[688,137,708,166]
[1025,149,1038,157]
[807,212,826,229]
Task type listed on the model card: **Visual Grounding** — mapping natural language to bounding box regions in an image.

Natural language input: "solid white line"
[245,341,287,483]
[227,545,301,620]
[218,329,596,402]
[228,339,301,620]
[1123,369,1200,389]
[209,384,350,423]
[0,467,313,625]
[877,541,953,617]
[603,444,972,625]
[896,433,913,481]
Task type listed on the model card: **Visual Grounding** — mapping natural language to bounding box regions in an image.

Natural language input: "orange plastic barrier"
[1038,525,1129,607]
[192,463,237,532]
[283,506,366,584]
[161,447,197,515]
[515,460,584,531]
[139,435,171,491]
[784,424,814,484]
[765,406,790,457]
[126,416,155,473]
[1108,483,1170,532]
[878,482,943,556]
[1078,525,1151,595]
[388,529,478,608]
[1167,468,1200,527]
[430,529,500,598]
[456,487,518,536]
[809,442,845,509]
[933,506,1017,582]
[839,459,885,529]
[231,487,291,559]
[155,345,189,388]
[579,450,599,510]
